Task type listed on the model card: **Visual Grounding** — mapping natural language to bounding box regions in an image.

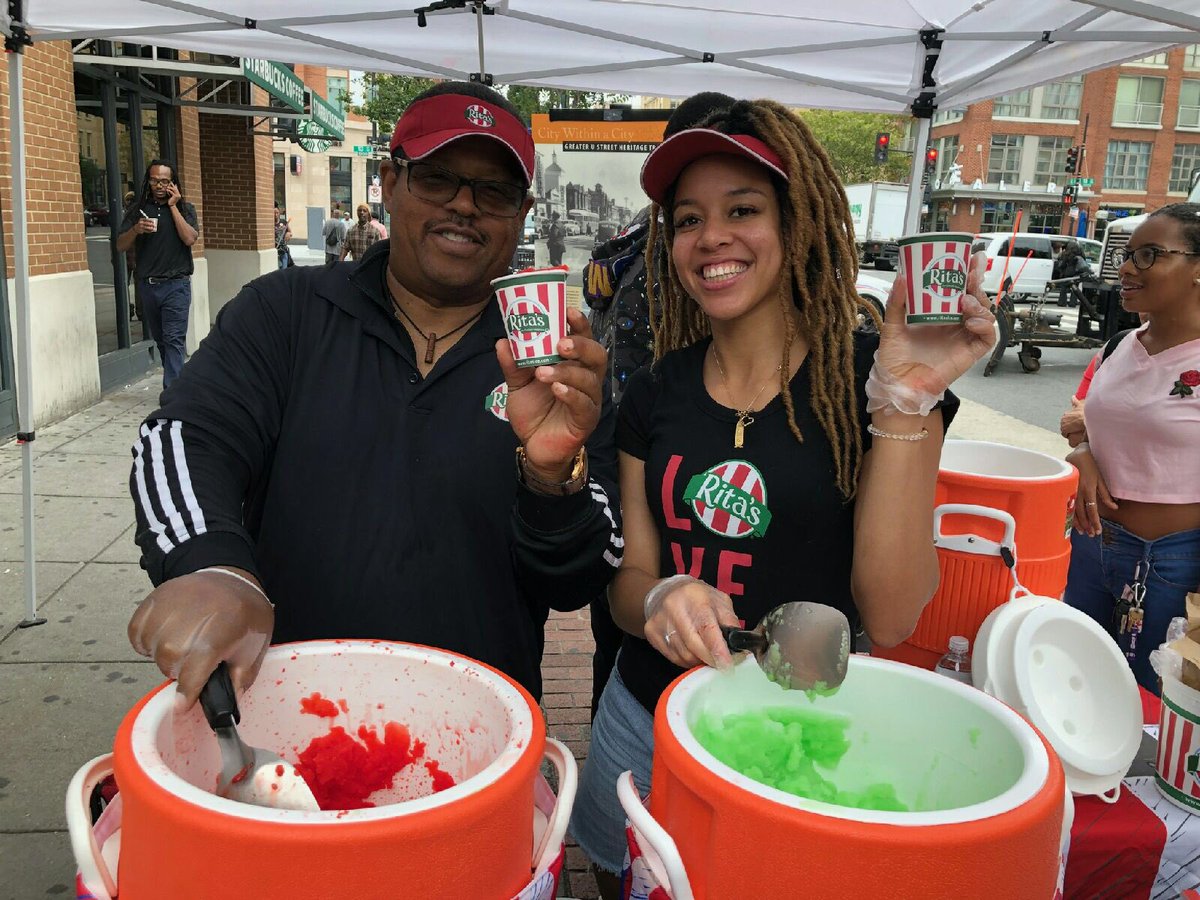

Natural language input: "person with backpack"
[322,205,347,264]
[546,211,566,267]
[1064,202,1200,694]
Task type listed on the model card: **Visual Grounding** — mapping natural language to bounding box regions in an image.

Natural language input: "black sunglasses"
[394,158,526,218]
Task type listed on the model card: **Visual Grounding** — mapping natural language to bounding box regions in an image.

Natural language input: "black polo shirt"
[120,200,198,279]
[129,240,622,699]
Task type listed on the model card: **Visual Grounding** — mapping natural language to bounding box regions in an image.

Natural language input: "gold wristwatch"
[515,446,588,496]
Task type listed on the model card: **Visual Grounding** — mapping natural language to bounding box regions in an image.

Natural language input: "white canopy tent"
[4,0,1200,624]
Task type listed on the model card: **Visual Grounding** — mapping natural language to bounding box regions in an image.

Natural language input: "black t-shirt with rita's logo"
[614,331,959,715]
[120,200,199,279]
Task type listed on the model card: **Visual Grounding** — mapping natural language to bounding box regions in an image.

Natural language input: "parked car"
[854,270,892,333]
[84,204,110,228]
[973,232,1064,298]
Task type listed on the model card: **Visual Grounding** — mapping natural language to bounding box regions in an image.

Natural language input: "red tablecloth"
[1063,688,1198,900]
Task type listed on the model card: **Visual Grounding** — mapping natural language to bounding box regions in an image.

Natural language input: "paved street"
[0,264,1078,899]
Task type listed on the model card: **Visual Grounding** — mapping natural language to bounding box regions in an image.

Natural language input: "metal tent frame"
[4,0,1200,625]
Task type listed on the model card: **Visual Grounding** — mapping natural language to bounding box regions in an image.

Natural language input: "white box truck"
[844,182,908,271]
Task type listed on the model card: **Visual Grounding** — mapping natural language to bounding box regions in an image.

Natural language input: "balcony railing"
[1113,101,1164,126]
[1178,105,1200,129]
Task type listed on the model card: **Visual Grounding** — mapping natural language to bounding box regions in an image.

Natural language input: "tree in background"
[795,109,911,185]
[356,74,627,134]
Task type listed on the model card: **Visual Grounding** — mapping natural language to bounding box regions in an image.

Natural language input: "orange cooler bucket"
[67,641,573,899]
[879,440,1077,669]
[632,658,1065,900]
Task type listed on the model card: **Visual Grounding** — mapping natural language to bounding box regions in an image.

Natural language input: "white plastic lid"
[1010,603,1141,778]
[948,635,969,654]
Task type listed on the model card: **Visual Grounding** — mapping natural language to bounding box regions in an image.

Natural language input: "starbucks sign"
[296,118,333,154]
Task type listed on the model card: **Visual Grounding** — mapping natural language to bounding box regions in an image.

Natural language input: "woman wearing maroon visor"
[569,99,996,892]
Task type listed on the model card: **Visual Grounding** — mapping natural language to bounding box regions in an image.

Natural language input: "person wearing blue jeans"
[117,158,199,388]
[139,276,192,387]
[1066,523,1200,692]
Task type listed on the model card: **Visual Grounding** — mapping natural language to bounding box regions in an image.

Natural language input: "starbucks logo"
[922,254,968,297]
[484,381,509,422]
[683,459,772,538]
[465,104,495,128]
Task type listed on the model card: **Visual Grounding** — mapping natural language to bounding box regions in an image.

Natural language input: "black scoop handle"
[198,661,241,731]
[720,625,768,654]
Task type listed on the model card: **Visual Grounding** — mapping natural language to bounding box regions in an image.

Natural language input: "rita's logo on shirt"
[922,254,968,296]
[682,459,772,539]
[464,104,495,129]
[484,381,509,422]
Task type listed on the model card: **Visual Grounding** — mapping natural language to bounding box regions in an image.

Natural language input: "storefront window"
[1024,202,1063,234]
[329,156,353,210]
[274,152,286,209]
[981,200,1018,231]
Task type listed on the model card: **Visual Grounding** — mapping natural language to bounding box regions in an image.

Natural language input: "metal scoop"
[198,662,320,811]
[720,602,851,692]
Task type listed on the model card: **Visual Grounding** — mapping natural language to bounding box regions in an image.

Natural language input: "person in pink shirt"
[370,212,388,240]
[1064,203,1200,693]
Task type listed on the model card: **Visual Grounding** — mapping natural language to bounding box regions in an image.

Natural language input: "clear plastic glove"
[1150,646,1183,682]
[1166,616,1191,645]
[642,575,740,671]
[127,568,274,709]
[876,252,997,396]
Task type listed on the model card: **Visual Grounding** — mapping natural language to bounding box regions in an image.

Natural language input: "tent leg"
[8,47,44,628]
[903,116,931,235]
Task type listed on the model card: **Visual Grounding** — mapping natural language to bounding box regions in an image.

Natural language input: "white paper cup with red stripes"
[897,232,974,325]
[492,267,569,368]
[1155,673,1200,813]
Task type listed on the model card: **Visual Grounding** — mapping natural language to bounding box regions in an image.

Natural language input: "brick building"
[925,45,1200,241]
[0,42,353,439]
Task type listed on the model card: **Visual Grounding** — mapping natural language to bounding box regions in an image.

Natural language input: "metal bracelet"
[867,423,929,442]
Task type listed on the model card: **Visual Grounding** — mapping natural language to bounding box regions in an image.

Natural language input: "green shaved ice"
[804,681,840,702]
[692,707,908,812]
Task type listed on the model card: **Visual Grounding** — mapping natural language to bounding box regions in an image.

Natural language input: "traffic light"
[925,147,938,173]
[874,132,890,164]
[1061,184,1077,206]
[1065,145,1080,174]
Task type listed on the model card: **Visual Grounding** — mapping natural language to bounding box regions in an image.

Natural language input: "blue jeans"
[139,277,191,389]
[569,665,654,875]
[1065,521,1200,694]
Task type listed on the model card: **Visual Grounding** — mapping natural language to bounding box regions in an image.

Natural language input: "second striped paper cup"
[492,267,569,368]
[898,232,974,325]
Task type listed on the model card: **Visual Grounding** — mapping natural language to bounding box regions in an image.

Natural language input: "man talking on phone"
[117,159,200,388]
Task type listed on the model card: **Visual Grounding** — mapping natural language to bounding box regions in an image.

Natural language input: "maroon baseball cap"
[641,128,788,204]
[390,93,534,185]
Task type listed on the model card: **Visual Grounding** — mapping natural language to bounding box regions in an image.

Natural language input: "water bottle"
[935,635,973,684]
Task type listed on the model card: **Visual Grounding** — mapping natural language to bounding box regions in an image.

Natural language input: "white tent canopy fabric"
[18,1,1200,113]
[3,0,1200,624]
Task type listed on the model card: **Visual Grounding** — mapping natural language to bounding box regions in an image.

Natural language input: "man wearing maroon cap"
[123,81,622,709]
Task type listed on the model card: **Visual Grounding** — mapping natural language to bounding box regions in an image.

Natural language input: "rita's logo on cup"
[484,381,509,422]
[507,308,551,340]
[464,104,495,128]
[922,255,968,296]
[682,459,773,538]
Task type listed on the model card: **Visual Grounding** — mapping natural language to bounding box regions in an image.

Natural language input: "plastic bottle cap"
[948,635,969,654]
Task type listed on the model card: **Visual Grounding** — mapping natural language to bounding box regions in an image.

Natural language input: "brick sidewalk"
[541,607,601,899]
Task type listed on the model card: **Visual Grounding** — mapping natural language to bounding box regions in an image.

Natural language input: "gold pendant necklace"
[712,344,782,449]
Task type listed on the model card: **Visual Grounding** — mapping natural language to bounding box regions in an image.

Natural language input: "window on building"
[932,107,966,125]
[274,152,286,210]
[329,155,353,209]
[1034,136,1073,181]
[1104,141,1153,190]
[1169,144,1200,193]
[1113,76,1165,126]
[1187,45,1200,70]
[981,200,1018,231]
[987,135,1023,185]
[326,75,349,108]
[1125,52,1168,66]
[993,90,1031,118]
[934,135,960,184]
[1024,203,1064,235]
[1041,77,1083,120]
[1179,80,1200,130]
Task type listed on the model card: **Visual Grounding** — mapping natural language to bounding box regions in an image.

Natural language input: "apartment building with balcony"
[925,45,1200,241]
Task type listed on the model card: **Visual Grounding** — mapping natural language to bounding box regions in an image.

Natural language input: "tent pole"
[6,40,45,628]
[475,2,485,81]
[904,116,931,235]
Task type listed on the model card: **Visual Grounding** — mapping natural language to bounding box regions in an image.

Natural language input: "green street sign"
[1082,178,1095,187]
[308,90,345,141]
[353,145,372,155]
[241,58,305,113]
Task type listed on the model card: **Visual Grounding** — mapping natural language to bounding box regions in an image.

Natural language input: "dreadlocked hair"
[645,99,865,499]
